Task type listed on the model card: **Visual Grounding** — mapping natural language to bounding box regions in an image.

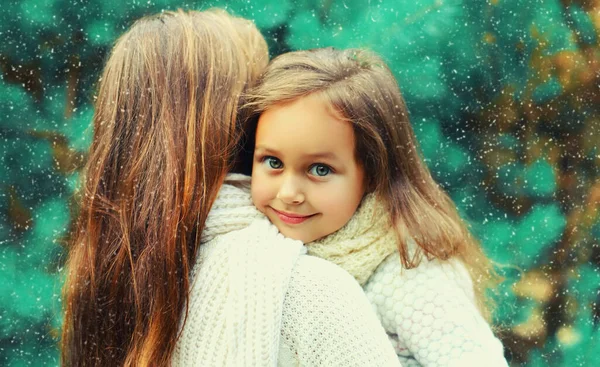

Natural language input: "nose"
[276,175,305,205]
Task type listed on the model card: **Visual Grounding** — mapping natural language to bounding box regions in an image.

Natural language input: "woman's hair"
[61,9,268,366]
[246,48,498,320]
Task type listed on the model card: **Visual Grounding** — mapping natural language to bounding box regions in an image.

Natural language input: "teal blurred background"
[1,0,599,365]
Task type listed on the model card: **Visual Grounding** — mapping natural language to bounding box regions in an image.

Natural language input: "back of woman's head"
[247,47,497,320]
[62,9,268,367]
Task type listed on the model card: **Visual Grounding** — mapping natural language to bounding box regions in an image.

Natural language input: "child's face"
[251,93,365,243]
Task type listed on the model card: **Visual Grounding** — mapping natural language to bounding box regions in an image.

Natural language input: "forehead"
[255,94,355,157]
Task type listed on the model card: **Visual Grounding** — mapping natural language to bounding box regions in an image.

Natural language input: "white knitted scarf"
[307,194,398,285]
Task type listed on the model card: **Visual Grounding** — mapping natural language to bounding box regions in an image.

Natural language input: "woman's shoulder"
[284,254,378,322]
[280,255,402,366]
[292,255,362,287]
[287,256,348,300]
[199,218,305,262]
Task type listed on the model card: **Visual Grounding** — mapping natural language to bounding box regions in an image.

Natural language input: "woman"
[61,9,399,366]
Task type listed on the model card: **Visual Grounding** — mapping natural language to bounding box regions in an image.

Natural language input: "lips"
[270,208,316,225]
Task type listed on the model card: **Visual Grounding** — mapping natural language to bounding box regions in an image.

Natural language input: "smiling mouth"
[270,208,316,225]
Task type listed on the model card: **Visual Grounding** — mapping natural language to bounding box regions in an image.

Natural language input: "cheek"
[318,181,363,225]
[251,171,272,209]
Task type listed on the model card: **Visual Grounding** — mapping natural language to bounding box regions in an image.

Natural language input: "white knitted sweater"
[308,196,509,367]
[364,255,508,367]
[171,174,401,366]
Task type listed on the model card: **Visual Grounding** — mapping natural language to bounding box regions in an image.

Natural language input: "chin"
[297,234,319,244]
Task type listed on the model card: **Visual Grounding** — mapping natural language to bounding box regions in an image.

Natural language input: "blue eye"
[264,156,283,169]
[309,164,332,177]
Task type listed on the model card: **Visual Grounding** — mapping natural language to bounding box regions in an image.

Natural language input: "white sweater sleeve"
[365,255,508,367]
[279,255,402,367]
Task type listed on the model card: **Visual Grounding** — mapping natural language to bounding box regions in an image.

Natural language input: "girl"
[247,48,509,366]
[61,12,400,367]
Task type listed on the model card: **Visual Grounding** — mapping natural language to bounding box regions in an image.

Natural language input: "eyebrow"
[254,146,279,155]
[254,145,340,161]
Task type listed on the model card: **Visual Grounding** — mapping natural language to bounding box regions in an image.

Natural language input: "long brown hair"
[246,48,498,320]
[61,9,268,366]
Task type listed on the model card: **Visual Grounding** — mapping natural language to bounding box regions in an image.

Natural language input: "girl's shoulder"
[365,251,476,306]
[369,250,473,283]
[363,254,507,367]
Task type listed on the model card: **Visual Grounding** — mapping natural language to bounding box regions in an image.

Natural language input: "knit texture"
[307,193,397,285]
[309,196,508,366]
[365,255,508,367]
[200,173,262,244]
[171,174,401,366]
